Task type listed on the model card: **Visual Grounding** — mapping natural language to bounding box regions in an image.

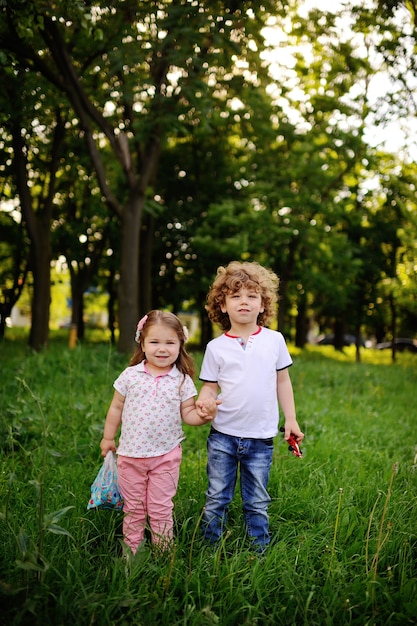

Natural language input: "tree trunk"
[276,237,298,334]
[389,294,397,363]
[333,317,345,351]
[69,264,88,340]
[354,322,361,363]
[11,104,64,351]
[12,127,53,351]
[107,268,117,345]
[0,308,7,339]
[117,193,144,353]
[200,304,213,350]
[139,212,154,314]
[28,223,51,350]
[295,292,307,348]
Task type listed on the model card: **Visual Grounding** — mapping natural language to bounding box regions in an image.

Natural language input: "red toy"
[280,427,303,457]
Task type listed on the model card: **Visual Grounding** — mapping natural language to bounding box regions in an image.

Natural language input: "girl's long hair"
[129,310,195,380]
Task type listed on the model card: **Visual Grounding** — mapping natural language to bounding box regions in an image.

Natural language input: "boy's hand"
[279,427,303,457]
[196,398,221,421]
[283,421,304,443]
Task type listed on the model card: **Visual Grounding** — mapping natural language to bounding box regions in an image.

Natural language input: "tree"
[0,52,66,349]
[151,96,260,345]
[243,0,417,348]
[0,0,277,352]
[51,131,116,340]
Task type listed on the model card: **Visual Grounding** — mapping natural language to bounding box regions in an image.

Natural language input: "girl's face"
[141,323,181,374]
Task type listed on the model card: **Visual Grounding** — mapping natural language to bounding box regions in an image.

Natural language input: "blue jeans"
[202,427,273,549]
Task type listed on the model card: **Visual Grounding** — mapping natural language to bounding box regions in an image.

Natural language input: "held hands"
[100,437,116,457]
[196,397,221,422]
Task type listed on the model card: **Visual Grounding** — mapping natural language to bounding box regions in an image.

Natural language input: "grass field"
[0,333,416,625]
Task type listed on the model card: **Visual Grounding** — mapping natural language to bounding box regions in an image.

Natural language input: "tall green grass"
[1,336,416,625]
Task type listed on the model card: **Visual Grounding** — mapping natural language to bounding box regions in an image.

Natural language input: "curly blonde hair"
[129,310,195,379]
[205,261,279,331]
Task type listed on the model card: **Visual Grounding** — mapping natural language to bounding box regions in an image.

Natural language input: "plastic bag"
[87,451,123,511]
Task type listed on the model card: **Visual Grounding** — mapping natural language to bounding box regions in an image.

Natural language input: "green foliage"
[0,336,416,624]
[0,0,416,349]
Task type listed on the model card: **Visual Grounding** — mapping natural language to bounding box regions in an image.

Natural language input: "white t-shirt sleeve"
[276,332,293,370]
[199,342,219,382]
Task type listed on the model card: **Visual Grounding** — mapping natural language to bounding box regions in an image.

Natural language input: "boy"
[197,261,304,551]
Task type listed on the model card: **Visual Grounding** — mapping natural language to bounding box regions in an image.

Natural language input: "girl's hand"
[196,398,221,420]
[100,437,116,457]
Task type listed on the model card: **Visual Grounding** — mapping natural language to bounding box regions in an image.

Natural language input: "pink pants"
[117,445,182,553]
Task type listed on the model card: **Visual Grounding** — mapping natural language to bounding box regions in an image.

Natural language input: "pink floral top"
[114,361,197,458]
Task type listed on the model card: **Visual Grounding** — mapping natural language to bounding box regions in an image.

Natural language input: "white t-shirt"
[114,361,197,458]
[199,326,292,438]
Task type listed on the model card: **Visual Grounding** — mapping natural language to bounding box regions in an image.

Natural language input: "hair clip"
[135,314,148,343]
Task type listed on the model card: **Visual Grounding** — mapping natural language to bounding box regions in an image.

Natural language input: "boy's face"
[221,287,264,327]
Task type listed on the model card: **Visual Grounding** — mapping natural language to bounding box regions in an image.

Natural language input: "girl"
[100,310,217,553]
